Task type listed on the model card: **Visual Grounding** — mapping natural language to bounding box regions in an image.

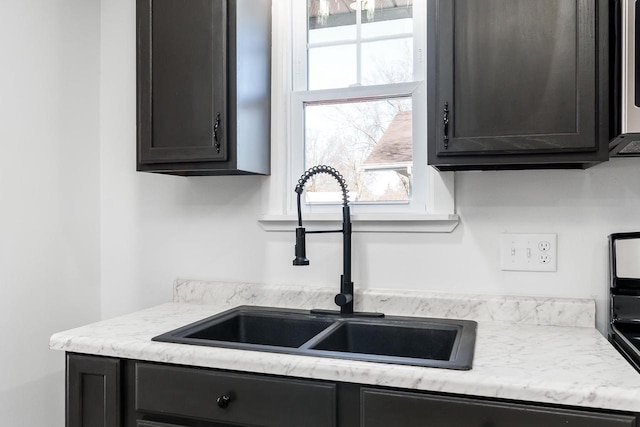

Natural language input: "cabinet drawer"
[135,363,336,427]
[361,388,636,427]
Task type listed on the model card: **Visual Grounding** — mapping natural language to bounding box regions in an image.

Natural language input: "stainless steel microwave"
[611,0,640,156]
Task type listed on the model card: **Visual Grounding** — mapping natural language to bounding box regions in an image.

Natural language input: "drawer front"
[135,363,336,427]
[361,388,636,427]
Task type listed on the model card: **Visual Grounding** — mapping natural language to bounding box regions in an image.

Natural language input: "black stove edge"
[609,324,640,373]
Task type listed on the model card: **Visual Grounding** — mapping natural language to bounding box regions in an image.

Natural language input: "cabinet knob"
[216,395,231,408]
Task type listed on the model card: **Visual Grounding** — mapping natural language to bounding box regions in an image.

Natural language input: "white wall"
[99,1,640,333]
[0,0,101,425]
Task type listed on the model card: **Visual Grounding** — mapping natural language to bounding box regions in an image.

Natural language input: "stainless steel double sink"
[152,306,477,370]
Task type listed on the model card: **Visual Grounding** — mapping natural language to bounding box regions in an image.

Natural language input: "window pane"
[361,2,413,38]
[304,98,412,203]
[361,38,413,85]
[308,0,356,43]
[309,45,358,90]
[306,0,414,89]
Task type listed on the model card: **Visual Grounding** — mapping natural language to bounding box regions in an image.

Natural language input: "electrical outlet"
[500,233,557,272]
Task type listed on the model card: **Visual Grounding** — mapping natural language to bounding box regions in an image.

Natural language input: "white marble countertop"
[50,281,640,413]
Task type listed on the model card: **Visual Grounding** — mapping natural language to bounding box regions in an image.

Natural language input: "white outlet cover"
[500,233,557,272]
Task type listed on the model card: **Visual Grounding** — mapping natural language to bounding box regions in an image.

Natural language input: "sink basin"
[309,321,459,361]
[153,306,477,370]
[153,307,335,349]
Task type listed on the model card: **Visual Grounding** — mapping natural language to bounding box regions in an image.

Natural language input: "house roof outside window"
[362,110,412,172]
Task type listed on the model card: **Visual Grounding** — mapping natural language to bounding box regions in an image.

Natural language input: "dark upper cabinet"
[427,0,610,171]
[136,0,271,176]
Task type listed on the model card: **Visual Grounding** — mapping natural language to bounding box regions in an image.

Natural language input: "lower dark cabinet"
[66,354,121,427]
[66,353,639,427]
[361,388,637,427]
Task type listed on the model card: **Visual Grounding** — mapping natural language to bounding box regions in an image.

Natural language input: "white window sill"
[258,213,460,233]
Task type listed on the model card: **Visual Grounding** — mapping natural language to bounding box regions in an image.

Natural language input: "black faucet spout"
[292,165,383,318]
[292,165,353,314]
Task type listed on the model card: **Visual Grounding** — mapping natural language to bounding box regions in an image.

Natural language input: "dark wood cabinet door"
[67,354,121,427]
[361,388,637,427]
[137,0,228,164]
[428,0,609,169]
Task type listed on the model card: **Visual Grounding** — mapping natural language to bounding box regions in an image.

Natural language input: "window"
[291,0,427,214]
[261,0,457,232]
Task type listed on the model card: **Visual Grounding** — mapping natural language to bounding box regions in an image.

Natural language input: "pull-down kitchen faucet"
[293,165,382,318]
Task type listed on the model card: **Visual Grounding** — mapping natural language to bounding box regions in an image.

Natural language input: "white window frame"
[259,0,458,233]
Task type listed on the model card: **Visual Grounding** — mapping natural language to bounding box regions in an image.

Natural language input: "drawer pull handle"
[216,395,231,408]
[443,102,450,149]
[213,112,222,154]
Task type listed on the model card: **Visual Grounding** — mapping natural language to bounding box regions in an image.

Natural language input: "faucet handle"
[293,227,309,266]
[334,292,353,307]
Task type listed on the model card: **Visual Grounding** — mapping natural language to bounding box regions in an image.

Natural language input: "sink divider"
[299,321,345,350]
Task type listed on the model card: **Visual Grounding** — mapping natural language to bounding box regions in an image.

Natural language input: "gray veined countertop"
[50,280,640,413]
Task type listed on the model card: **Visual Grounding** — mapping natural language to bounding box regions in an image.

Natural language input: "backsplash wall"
[100,0,640,334]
